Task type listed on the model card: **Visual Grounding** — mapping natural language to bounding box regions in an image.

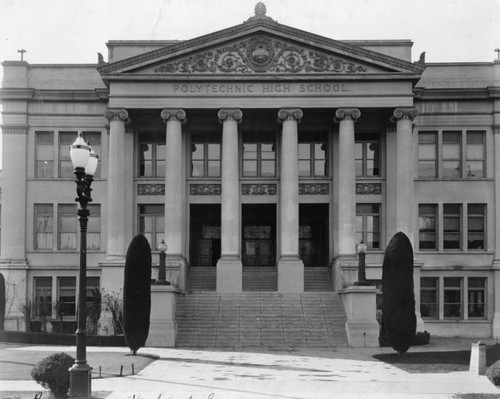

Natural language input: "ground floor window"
[139,204,165,250]
[33,277,52,318]
[56,277,76,317]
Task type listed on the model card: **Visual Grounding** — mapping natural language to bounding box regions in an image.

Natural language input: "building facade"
[1,4,500,339]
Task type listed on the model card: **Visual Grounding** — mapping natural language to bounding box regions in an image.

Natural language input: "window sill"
[423,319,489,323]
[415,178,493,182]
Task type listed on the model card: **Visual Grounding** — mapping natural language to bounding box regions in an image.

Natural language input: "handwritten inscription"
[171,83,350,95]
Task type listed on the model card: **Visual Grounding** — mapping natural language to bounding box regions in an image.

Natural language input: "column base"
[69,361,92,399]
[277,256,304,293]
[216,256,242,293]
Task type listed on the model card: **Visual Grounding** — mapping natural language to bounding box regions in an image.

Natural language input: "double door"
[243,225,274,266]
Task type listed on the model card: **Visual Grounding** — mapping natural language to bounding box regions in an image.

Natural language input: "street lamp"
[69,134,98,398]
[157,240,170,285]
[355,241,370,286]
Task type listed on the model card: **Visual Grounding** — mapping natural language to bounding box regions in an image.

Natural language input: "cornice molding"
[278,108,303,123]
[334,108,361,123]
[0,88,108,102]
[161,109,187,124]
[492,124,500,135]
[1,125,28,135]
[218,109,243,123]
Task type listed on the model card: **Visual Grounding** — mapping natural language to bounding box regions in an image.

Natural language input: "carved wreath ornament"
[154,35,367,74]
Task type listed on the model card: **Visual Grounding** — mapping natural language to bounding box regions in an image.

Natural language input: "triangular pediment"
[99,11,424,80]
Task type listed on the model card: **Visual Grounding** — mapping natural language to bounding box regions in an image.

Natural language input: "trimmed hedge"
[31,352,75,399]
[487,359,500,386]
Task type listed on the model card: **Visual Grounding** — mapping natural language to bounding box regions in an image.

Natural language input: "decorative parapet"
[356,183,382,195]
[242,184,277,195]
[334,108,361,123]
[278,108,303,123]
[218,109,243,123]
[190,184,221,195]
[299,183,329,195]
[160,109,187,124]
[137,184,165,195]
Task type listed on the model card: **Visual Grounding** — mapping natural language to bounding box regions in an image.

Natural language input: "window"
[466,131,485,178]
[298,132,328,177]
[58,204,77,250]
[138,133,166,177]
[418,204,437,250]
[420,277,438,319]
[57,277,76,317]
[443,204,461,250]
[418,130,486,179]
[86,276,100,314]
[418,132,437,178]
[468,277,486,318]
[88,204,101,250]
[355,204,380,249]
[242,132,275,177]
[34,277,52,317]
[355,133,380,177]
[139,205,165,249]
[444,277,462,318]
[59,132,77,178]
[468,204,485,250]
[36,132,54,178]
[82,132,101,178]
[34,204,53,249]
[191,133,221,177]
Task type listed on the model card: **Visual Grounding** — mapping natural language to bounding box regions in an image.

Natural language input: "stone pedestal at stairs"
[146,285,178,347]
[340,285,379,347]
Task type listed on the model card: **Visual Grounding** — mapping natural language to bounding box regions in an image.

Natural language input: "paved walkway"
[1,338,499,399]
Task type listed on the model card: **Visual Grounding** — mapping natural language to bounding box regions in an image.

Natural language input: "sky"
[0,0,499,167]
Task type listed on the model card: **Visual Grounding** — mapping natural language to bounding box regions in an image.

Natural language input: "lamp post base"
[69,362,92,399]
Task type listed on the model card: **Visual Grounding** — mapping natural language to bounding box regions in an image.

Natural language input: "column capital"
[161,109,186,124]
[104,108,129,122]
[334,108,361,123]
[218,108,243,123]
[492,123,500,135]
[391,107,419,123]
[278,108,303,123]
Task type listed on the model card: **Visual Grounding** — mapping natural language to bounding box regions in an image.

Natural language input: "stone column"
[333,108,360,289]
[216,109,243,293]
[391,108,418,243]
[277,108,304,293]
[492,124,500,336]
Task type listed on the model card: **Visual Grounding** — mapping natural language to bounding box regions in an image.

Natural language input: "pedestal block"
[469,341,487,375]
[146,285,178,347]
[340,285,379,347]
[278,256,304,293]
[217,256,243,293]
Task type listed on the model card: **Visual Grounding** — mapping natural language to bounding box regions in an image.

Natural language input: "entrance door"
[299,204,329,267]
[190,204,221,267]
[242,204,276,267]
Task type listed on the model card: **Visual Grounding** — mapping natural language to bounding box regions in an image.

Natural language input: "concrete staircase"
[175,292,348,348]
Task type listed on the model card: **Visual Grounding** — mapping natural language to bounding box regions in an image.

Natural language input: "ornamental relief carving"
[154,35,368,75]
[356,183,382,195]
[137,184,165,195]
[242,184,277,195]
[299,183,329,195]
[190,184,221,195]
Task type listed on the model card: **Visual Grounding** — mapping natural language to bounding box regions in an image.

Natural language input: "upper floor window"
[58,204,77,250]
[468,204,486,250]
[138,133,165,178]
[139,204,164,250]
[191,133,221,178]
[420,277,438,319]
[58,132,75,178]
[418,130,485,179]
[35,204,54,250]
[36,132,54,178]
[298,132,328,177]
[355,133,380,177]
[355,203,380,250]
[443,204,461,250]
[418,204,437,250]
[88,204,101,250]
[242,132,275,177]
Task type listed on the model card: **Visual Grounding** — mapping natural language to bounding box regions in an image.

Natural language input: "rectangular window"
[36,132,54,178]
[58,204,77,250]
[34,277,52,317]
[355,133,380,177]
[34,204,53,250]
[466,131,485,178]
[139,204,165,250]
[86,276,100,314]
[443,204,461,250]
[468,277,486,318]
[418,132,437,178]
[420,277,438,319]
[242,132,275,177]
[190,133,221,177]
[442,131,461,178]
[418,204,437,250]
[355,204,380,249]
[59,132,77,178]
[468,204,486,250]
[57,277,76,317]
[139,133,166,177]
[82,132,101,178]
[444,277,462,318]
[88,204,101,250]
[298,133,328,177]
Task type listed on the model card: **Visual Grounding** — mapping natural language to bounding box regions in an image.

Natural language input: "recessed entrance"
[299,204,329,267]
[190,204,221,267]
[242,204,276,267]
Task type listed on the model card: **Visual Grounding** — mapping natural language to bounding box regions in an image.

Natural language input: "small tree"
[31,352,75,399]
[101,289,123,335]
[0,273,5,330]
[381,231,416,355]
[123,234,152,355]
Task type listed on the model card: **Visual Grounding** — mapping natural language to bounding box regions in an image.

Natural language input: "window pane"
[191,160,204,177]
[261,160,275,176]
[34,277,52,317]
[58,277,76,316]
[314,143,326,160]
[421,277,438,288]
[261,144,275,159]
[207,160,220,177]
[35,204,53,250]
[243,143,257,159]
[314,160,327,176]
[192,143,204,160]
[366,159,379,177]
[443,160,461,177]
[467,160,484,178]
[298,143,310,159]
[419,132,437,144]
[208,143,220,159]
[243,160,257,176]
[82,132,101,177]
[299,160,310,176]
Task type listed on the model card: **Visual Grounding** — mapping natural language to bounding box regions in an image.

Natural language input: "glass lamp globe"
[158,240,168,253]
[70,135,91,169]
[85,149,99,176]
[357,241,367,254]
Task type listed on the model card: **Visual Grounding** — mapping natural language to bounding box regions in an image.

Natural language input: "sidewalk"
[1,338,499,399]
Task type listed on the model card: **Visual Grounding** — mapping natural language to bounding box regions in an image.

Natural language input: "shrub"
[0,273,5,330]
[487,359,500,386]
[31,352,75,399]
[381,232,416,355]
[123,234,152,355]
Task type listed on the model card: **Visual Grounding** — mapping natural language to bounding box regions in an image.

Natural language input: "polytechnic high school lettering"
[171,83,350,95]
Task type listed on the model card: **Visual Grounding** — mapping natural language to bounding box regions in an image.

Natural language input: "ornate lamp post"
[69,134,98,398]
[355,241,370,286]
[157,240,170,285]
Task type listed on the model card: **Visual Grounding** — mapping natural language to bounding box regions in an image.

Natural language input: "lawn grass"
[373,344,500,374]
[0,348,158,380]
